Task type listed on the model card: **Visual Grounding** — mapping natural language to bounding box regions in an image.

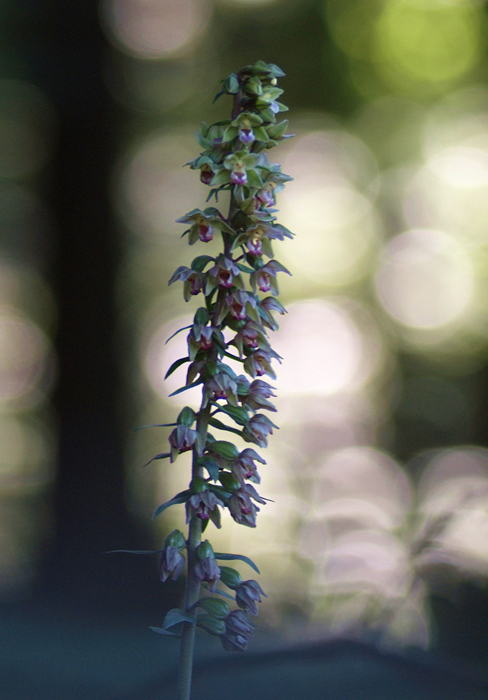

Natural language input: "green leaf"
[198,455,220,481]
[106,549,162,555]
[217,405,250,426]
[168,379,203,397]
[253,126,269,142]
[201,583,236,601]
[150,626,180,637]
[153,490,191,519]
[165,325,192,344]
[191,255,214,272]
[142,452,171,468]
[165,356,190,380]
[236,262,255,274]
[209,417,243,437]
[223,73,239,94]
[163,608,196,629]
[246,169,264,188]
[134,423,176,431]
[214,552,261,574]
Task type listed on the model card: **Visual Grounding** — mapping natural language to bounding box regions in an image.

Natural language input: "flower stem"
[177,404,211,700]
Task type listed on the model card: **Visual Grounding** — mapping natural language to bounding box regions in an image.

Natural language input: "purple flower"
[242,379,277,413]
[197,218,214,242]
[200,163,214,185]
[195,556,221,593]
[243,349,277,379]
[243,414,278,448]
[209,256,242,289]
[235,580,267,615]
[159,546,185,582]
[220,609,256,651]
[251,260,290,296]
[227,484,265,527]
[232,448,266,484]
[186,490,224,528]
[227,290,255,321]
[256,183,275,208]
[168,425,198,462]
[194,540,221,592]
[204,371,238,405]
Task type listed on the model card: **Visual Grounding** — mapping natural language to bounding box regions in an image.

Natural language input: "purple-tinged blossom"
[251,260,291,297]
[235,580,267,615]
[208,255,243,290]
[243,414,278,448]
[242,379,277,413]
[186,490,224,528]
[232,448,266,485]
[194,557,221,593]
[227,290,256,321]
[204,371,238,406]
[200,163,214,185]
[243,349,278,379]
[168,425,199,462]
[220,609,256,651]
[228,483,266,527]
[159,546,185,582]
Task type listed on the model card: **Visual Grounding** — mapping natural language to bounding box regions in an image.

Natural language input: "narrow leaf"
[201,583,236,601]
[134,423,176,431]
[163,608,196,628]
[142,452,171,468]
[150,626,180,637]
[165,356,190,380]
[165,325,192,344]
[168,379,203,397]
[214,552,261,574]
[209,417,243,437]
[153,490,191,519]
[106,549,162,555]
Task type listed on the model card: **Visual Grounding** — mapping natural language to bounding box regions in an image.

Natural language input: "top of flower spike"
[214,61,286,102]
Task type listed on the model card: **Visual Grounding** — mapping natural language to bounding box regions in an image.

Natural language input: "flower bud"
[195,597,231,619]
[219,566,242,589]
[164,529,186,550]
[198,616,227,636]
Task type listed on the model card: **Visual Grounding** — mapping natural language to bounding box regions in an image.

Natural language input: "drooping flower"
[208,255,244,291]
[194,540,221,592]
[220,609,256,651]
[159,529,186,582]
[231,448,266,485]
[241,379,277,413]
[228,483,266,527]
[235,580,267,615]
[176,208,235,245]
[250,260,291,296]
[168,425,199,462]
[186,490,224,528]
[242,413,278,448]
[159,546,185,582]
[243,348,280,379]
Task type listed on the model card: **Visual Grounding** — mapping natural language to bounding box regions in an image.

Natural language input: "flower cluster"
[151,61,293,655]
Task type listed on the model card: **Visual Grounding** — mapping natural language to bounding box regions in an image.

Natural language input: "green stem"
[177,403,211,700]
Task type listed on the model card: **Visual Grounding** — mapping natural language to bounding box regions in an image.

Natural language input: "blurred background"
[4,0,488,696]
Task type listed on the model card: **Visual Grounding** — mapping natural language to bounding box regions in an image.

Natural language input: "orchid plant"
[143,61,292,700]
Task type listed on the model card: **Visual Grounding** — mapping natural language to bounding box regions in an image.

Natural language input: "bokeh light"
[100,0,213,59]
[375,229,474,330]
[279,130,380,286]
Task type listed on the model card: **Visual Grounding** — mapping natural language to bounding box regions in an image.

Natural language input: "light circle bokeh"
[375,229,474,329]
